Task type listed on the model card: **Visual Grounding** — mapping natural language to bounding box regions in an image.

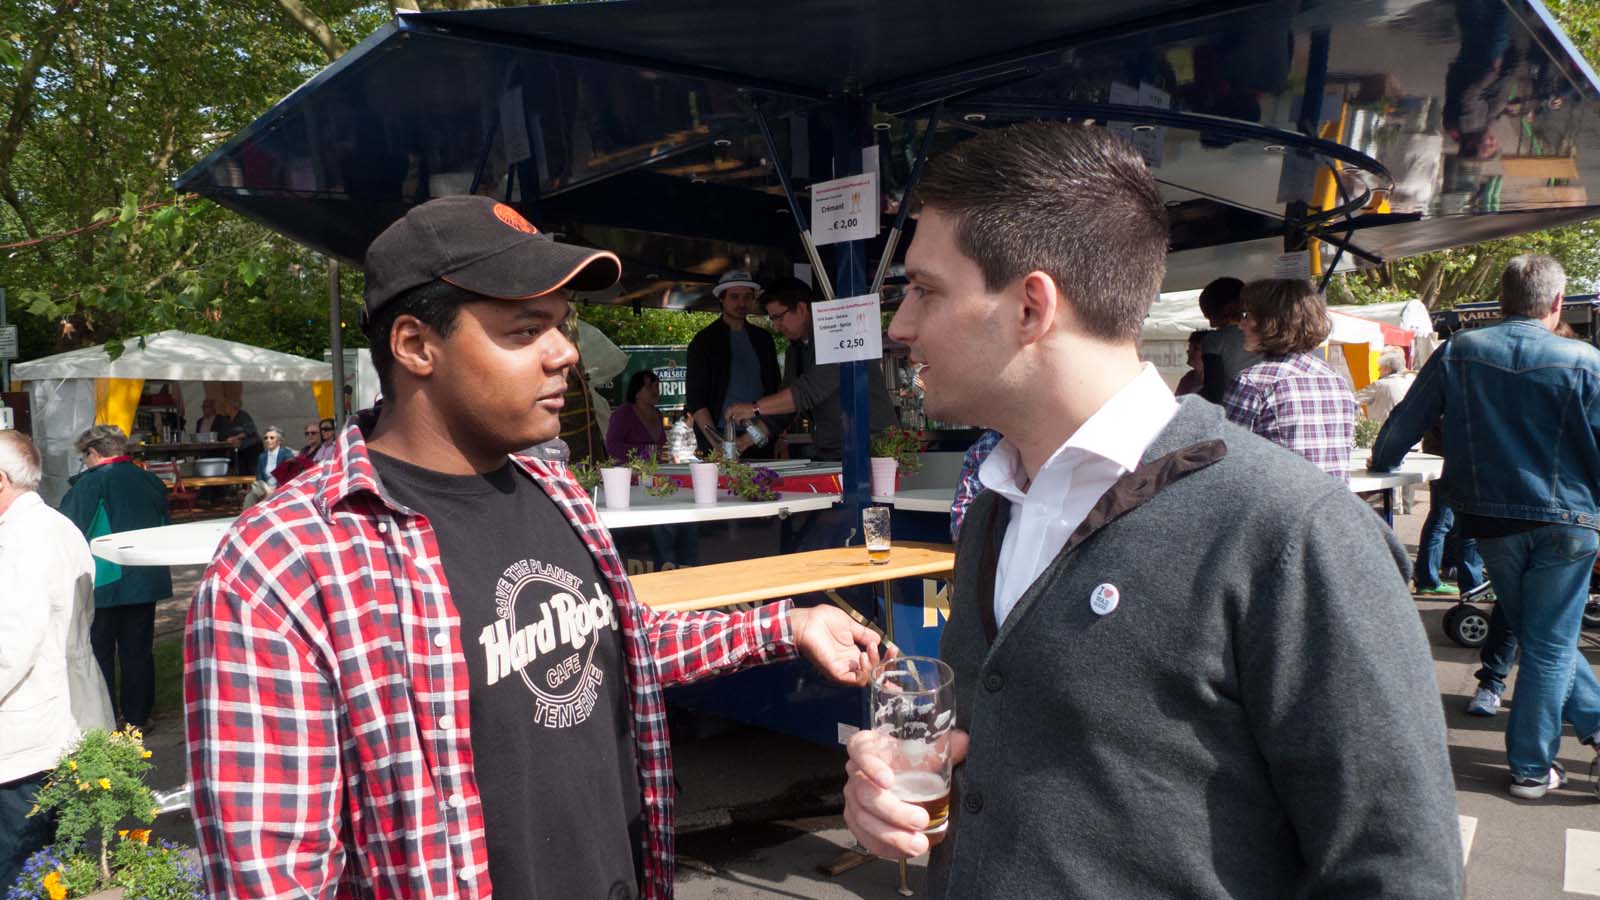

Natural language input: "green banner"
[610,345,688,414]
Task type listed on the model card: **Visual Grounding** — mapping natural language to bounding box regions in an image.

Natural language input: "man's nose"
[887,304,914,344]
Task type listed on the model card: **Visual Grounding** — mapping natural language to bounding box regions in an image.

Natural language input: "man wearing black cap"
[684,269,782,454]
[184,196,884,900]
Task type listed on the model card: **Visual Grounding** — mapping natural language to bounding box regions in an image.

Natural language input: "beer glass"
[870,656,955,836]
[863,506,891,565]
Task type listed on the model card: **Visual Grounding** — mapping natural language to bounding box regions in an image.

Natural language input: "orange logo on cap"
[492,203,538,235]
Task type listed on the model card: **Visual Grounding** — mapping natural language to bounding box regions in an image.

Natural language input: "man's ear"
[389,315,439,382]
[1016,271,1061,346]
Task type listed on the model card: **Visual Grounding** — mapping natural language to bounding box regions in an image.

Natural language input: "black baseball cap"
[362,196,621,316]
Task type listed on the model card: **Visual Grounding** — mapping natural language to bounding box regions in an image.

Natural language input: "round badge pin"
[1089,583,1120,616]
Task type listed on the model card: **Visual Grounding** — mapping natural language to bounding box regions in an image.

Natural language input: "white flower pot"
[870,457,899,497]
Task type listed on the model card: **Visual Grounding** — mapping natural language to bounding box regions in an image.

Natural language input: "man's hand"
[843,728,969,859]
[789,605,888,686]
[724,402,756,425]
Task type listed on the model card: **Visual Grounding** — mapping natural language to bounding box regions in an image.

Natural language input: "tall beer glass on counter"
[870,655,955,838]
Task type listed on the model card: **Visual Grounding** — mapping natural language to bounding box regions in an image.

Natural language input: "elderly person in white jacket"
[0,430,114,888]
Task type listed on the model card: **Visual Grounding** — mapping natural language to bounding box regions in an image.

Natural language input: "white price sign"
[0,325,16,360]
[809,171,879,246]
[811,293,884,365]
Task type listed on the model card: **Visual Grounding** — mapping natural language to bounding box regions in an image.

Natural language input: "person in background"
[845,121,1459,898]
[0,431,114,890]
[312,418,337,462]
[1412,421,1486,598]
[243,427,293,506]
[1175,331,1207,396]
[1196,276,1262,403]
[58,425,171,733]
[299,421,322,458]
[194,397,230,436]
[1223,279,1359,480]
[221,398,262,477]
[1356,347,1416,425]
[723,277,897,460]
[948,429,1002,542]
[605,369,666,464]
[607,369,698,569]
[1370,254,1600,799]
[684,270,781,454]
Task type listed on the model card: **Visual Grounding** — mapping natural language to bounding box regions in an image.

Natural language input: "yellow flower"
[129,828,151,844]
[150,806,160,817]
[97,777,111,790]
[118,829,128,839]
[77,781,89,792]
[141,750,152,759]
[67,760,77,771]
[42,870,66,900]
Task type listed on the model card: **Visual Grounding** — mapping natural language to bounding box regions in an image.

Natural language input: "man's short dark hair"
[1198,277,1244,324]
[625,368,658,404]
[914,122,1168,342]
[363,279,477,397]
[762,277,814,314]
[1240,279,1331,356]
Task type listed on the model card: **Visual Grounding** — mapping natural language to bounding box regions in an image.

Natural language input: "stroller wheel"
[1584,599,1600,630]
[1444,603,1490,648]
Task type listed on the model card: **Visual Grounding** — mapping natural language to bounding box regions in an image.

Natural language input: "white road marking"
[1460,816,1477,865]
[1565,829,1600,895]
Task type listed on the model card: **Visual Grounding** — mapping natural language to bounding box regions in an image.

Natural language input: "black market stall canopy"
[178,0,1600,306]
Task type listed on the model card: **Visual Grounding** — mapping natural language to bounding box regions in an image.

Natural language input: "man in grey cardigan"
[842,122,1461,898]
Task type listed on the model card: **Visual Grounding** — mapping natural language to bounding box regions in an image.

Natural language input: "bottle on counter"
[722,419,739,461]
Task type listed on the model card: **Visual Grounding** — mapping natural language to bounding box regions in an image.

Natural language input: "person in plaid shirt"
[1222,279,1358,480]
[184,196,885,900]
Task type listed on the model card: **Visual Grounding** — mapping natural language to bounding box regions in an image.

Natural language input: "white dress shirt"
[0,491,115,782]
[979,364,1180,625]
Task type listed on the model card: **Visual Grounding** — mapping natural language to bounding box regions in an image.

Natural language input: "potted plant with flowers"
[868,427,927,497]
[6,728,202,900]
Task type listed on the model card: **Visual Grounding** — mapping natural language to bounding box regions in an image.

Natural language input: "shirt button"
[438,714,454,730]
[448,793,465,809]
[983,673,1004,692]
[963,791,984,814]
[433,632,449,649]
[457,869,473,883]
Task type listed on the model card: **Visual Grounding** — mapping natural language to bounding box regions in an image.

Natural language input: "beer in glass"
[870,656,955,836]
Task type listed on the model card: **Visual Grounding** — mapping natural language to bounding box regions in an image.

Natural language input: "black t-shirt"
[370,451,644,900]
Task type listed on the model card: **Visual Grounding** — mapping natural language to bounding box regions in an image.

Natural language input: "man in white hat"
[684,269,781,453]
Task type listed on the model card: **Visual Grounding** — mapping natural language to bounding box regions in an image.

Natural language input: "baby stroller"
[1442,558,1600,648]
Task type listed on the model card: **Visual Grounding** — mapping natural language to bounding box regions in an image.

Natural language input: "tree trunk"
[0,0,81,242]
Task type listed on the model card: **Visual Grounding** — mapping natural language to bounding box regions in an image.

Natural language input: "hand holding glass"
[868,655,955,838]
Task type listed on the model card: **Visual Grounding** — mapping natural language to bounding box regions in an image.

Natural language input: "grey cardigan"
[930,398,1461,899]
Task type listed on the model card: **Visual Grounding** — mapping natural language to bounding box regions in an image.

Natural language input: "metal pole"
[328,258,347,426]
[753,106,837,301]
[870,102,943,296]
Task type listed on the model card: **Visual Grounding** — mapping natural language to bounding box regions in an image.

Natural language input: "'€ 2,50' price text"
[837,337,866,350]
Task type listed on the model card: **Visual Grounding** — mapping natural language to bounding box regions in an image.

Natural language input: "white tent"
[14,331,332,503]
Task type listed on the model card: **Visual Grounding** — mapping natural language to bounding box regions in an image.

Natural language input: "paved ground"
[138,493,1599,898]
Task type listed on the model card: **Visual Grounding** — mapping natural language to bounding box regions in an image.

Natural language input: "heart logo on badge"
[1089,583,1120,616]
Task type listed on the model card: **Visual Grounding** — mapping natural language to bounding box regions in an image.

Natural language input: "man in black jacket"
[684,270,781,453]
[1196,275,1261,404]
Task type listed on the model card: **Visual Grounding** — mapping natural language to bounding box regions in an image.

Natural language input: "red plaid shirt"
[184,416,798,899]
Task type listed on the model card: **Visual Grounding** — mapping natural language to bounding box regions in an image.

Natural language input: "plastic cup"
[690,462,719,505]
[600,466,632,510]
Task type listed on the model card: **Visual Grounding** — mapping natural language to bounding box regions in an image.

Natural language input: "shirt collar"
[0,490,44,528]
[979,363,1178,498]
[315,409,557,518]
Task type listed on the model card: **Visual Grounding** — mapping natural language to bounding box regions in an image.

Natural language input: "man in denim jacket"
[1371,254,1600,799]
